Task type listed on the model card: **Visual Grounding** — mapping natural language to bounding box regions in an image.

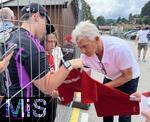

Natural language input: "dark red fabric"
[58,70,140,117]
[58,69,98,104]
[64,34,72,42]
[47,55,55,70]
[94,79,139,116]
[142,92,150,97]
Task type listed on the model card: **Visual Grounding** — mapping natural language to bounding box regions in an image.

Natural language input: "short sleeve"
[16,34,50,80]
[24,52,50,80]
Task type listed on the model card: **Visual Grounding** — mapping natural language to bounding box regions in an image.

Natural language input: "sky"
[84,0,149,19]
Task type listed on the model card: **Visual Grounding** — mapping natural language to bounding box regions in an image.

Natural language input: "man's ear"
[95,36,100,43]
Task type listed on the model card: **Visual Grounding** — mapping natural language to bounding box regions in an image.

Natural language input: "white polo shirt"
[81,35,140,80]
[136,29,150,43]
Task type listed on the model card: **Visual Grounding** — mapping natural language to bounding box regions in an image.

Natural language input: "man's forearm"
[47,65,71,91]
[33,65,70,95]
[105,75,132,88]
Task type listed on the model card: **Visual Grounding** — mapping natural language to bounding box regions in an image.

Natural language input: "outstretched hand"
[69,58,84,70]
[0,51,13,73]
[129,92,141,102]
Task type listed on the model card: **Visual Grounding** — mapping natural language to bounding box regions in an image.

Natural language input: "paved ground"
[55,40,150,122]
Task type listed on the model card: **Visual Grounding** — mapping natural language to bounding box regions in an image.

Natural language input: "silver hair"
[0,7,15,21]
[72,20,100,44]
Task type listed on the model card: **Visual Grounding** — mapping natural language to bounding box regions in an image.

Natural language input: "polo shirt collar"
[100,36,109,64]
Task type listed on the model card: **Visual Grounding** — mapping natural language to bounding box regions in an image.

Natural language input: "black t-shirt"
[0,28,58,121]
[7,28,50,97]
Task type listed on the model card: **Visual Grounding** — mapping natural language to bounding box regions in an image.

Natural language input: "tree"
[121,18,128,24]
[143,16,150,24]
[141,1,150,17]
[81,0,95,23]
[128,13,133,21]
[140,1,150,24]
[105,19,115,25]
[117,17,121,23]
[136,18,144,24]
[96,16,105,25]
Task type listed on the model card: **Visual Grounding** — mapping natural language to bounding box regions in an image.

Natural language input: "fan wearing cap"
[3,3,84,120]
[20,2,55,38]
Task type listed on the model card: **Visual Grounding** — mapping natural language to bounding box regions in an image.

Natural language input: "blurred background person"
[0,7,15,33]
[51,32,63,71]
[135,26,150,62]
[0,7,15,105]
[42,31,59,122]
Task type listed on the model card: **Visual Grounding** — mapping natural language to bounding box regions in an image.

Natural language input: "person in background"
[0,7,15,71]
[43,32,59,122]
[72,20,140,122]
[63,34,81,58]
[0,7,15,32]
[130,92,150,122]
[51,32,63,71]
[0,7,15,105]
[45,32,57,70]
[135,26,150,62]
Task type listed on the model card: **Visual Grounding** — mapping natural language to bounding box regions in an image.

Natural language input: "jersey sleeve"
[16,35,50,81]
[24,52,50,80]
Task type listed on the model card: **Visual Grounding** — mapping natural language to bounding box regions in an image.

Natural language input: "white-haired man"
[72,20,140,122]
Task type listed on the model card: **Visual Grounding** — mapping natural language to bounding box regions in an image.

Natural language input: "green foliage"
[121,18,128,23]
[80,0,150,25]
[138,1,150,25]
[96,16,105,25]
[141,1,150,17]
[116,17,128,24]
[117,17,121,23]
[81,0,95,23]
[136,17,144,24]
[129,13,133,21]
[143,16,150,24]
[105,19,115,25]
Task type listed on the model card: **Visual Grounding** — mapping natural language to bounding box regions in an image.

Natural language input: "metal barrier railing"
[0,0,80,121]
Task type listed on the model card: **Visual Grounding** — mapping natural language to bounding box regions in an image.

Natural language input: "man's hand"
[0,51,13,73]
[69,59,84,70]
[130,92,141,102]
[50,90,59,98]
[141,112,150,122]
